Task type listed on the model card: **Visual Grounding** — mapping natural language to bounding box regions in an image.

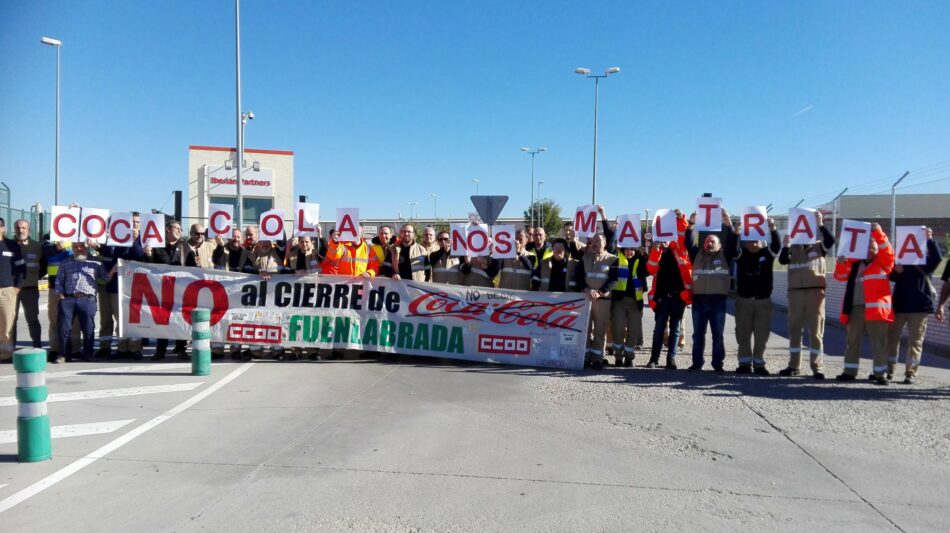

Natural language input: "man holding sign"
[833,223,894,385]
[885,227,942,384]
[777,209,835,379]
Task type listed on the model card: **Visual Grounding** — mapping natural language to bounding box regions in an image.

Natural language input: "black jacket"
[889,239,942,314]
[0,238,24,288]
[729,229,781,299]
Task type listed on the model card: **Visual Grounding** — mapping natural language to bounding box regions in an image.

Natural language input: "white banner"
[614,214,642,249]
[838,219,872,260]
[896,226,927,266]
[695,197,722,232]
[139,213,166,248]
[107,213,135,247]
[50,205,81,242]
[652,209,677,243]
[574,205,598,238]
[79,208,110,244]
[294,202,320,237]
[336,208,360,243]
[208,204,234,238]
[787,208,818,245]
[118,261,591,370]
[740,206,768,241]
[490,225,516,259]
[259,209,286,242]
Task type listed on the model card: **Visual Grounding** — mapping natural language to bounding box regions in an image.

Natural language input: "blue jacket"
[888,239,942,314]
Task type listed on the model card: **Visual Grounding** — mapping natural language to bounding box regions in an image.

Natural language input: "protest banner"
[107,213,135,247]
[652,209,677,243]
[208,204,233,238]
[787,208,818,245]
[574,205,598,238]
[118,261,591,370]
[336,208,360,243]
[838,219,872,260]
[294,202,320,237]
[695,197,722,232]
[740,206,769,241]
[896,226,928,266]
[615,214,642,248]
[50,205,81,242]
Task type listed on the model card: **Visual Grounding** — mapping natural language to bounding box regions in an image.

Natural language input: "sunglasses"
[437,237,450,242]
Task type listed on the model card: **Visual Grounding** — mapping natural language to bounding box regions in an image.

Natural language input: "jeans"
[651,295,686,361]
[59,296,97,358]
[691,294,726,368]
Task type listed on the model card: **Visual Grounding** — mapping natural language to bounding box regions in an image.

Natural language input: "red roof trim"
[189,145,294,156]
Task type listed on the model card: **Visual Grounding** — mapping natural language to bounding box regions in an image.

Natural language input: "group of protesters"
[1,205,948,386]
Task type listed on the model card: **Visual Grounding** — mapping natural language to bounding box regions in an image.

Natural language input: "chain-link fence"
[0,205,48,241]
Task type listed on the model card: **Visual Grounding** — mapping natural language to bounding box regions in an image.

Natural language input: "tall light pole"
[890,170,910,243]
[234,0,244,229]
[575,66,620,204]
[520,146,547,227]
[430,193,438,221]
[792,198,805,208]
[472,178,479,194]
[407,201,418,221]
[830,187,848,259]
[41,36,62,205]
[537,180,545,226]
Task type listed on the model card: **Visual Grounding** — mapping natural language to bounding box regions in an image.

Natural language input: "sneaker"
[735,365,752,374]
[590,359,604,371]
[753,367,771,376]
[623,356,633,368]
[886,372,893,381]
[872,376,889,386]
[778,367,801,377]
[54,355,66,364]
[903,376,916,385]
[813,371,826,380]
[835,373,856,381]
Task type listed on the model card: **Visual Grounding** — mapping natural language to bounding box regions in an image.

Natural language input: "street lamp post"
[575,66,620,204]
[472,178,479,194]
[407,202,418,221]
[41,36,62,205]
[830,187,848,259]
[430,193,438,221]
[890,170,910,243]
[234,0,244,229]
[520,146,547,227]
[537,180,545,226]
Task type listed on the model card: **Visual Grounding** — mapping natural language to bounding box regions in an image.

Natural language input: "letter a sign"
[787,208,817,245]
[896,226,927,266]
[336,208,360,243]
[615,214,642,248]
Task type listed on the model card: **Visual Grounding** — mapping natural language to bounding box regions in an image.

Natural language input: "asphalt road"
[1,292,948,531]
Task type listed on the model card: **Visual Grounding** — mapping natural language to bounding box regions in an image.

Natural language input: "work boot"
[664,359,678,370]
[590,358,604,371]
[623,356,633,368]
[615,356,625,367]
[687,363,703,372]
[813,371,826,380]
[647,356,659,368]
[753,367,771,376]
[735,365,752,374]
[872,375,889,386]
[778,367,801,377]
[835,373,856,382]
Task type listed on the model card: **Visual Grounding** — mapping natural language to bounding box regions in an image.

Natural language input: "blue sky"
[2,0,949,221]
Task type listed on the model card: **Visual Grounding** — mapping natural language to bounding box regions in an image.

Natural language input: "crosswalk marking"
[0,419,136,444]
[0,383,204,407]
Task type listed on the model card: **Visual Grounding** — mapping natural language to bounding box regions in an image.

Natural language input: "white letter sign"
[79,208,110,244]
[652,209,677,243]
[838,219,872,260]
[466,224,491,257]
[450,223,468,256]
[106,212,134,247]
[139,213,166,248]
[615,214,642,249]
[574,205,598,239]
[294,202,320,237]
[787,208,817,245]
[208,203,233,238]
[50,205,81,242]
[740,206,768,241]
[896,226,927,266]
[336,208,360,243]
[695,197,722,232]
[259,209,286,242]
[490,225,516,259]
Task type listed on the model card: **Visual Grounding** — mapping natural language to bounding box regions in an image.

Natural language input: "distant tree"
[523,199,563,237]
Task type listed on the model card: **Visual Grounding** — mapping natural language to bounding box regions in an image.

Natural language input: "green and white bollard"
[191,308,212,376]
[13,348,52,462]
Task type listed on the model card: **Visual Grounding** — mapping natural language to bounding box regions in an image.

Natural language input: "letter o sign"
[467,229,489,253]
[261,214,284,239]
[82,214,108,241]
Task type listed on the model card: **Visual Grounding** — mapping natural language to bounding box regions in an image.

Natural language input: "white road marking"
[0,419,136,444]
[0,383,204,407]
[0,362,254,514]
[0,363,233,382]
[0,485,7,490]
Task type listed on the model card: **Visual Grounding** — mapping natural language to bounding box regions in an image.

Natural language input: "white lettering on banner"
[208,204,233,238]
[107,213,134,247]
[491,225,516,259]
[139,213,165,248]
[336,208,360,243]
[839,219,872,260]
[294,202,320,237]
[741,206,768,241]
[206,166,274,196]
[695,197,722,232]
[896,226,927,266]
[788,208,818,245]
[117,260,591,370]
[51,205,81,242]
[652,209,677,243]
[80,208,110,244]
[574,205,598,238]
[615,214,642,248]
[259,209,286,241]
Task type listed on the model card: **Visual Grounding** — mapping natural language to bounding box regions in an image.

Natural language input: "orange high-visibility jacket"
[833,227,894,324]
[646,214,693,310]
[326,239,379,277]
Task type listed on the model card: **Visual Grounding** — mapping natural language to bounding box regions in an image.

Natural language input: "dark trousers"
[651,295,686,361]
[14,286,43,347]
[691,294,727,368]
[59,296,97,358]
[156,338,188,354]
